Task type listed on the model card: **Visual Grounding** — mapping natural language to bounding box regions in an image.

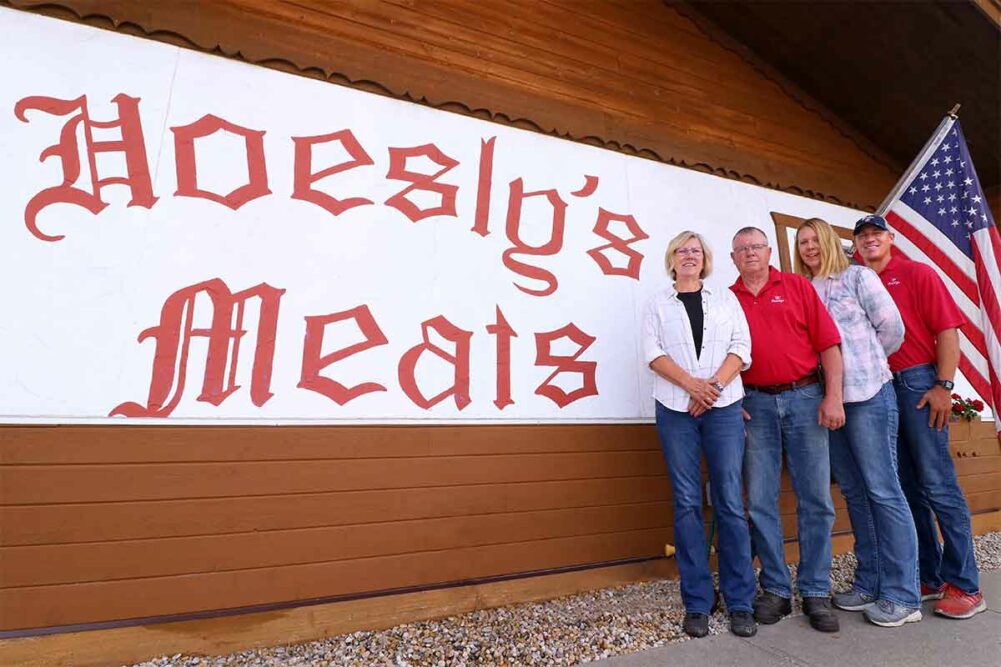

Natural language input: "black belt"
[745,372,820,395]
[891,362,935,382]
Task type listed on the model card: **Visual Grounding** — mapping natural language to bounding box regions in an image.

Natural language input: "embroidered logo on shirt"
[887,277,902,286]
[770,295,785,304]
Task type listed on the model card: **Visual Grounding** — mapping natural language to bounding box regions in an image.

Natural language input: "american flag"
[879,116,1001,430]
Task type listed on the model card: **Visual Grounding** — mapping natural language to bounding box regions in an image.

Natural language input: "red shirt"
[731,267,841,385]
[877,254,965,372]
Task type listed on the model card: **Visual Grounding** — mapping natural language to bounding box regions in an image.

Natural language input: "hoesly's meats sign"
[0,8,863,424]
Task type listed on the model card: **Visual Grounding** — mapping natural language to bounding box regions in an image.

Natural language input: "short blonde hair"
[665,230,713,280]
[794,217,850,278]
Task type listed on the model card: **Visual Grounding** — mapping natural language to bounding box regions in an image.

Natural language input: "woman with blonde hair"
[641,230,757,639]
[795,217,920,627]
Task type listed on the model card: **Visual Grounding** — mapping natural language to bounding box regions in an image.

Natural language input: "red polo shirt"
[731,267,841,386]
[877,254,965,372]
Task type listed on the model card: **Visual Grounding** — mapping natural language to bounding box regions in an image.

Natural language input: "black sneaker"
[682,612,710,638]
[730,610,757,637]
[802,596,840,633]
[753,591,792,624]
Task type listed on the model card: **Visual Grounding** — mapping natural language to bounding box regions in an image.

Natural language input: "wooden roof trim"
[674,1,904,178]
[4,0,878,211]
[972,0,1001,29]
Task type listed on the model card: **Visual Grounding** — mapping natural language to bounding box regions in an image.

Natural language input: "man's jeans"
[655,401,756,614]
[743,383,835,599]
[894,364,980,594]
[829,381,920,607]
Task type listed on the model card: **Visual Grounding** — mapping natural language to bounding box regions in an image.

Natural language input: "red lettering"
[570,175,599,198]
[398,316,472,410]
[110,278,284,417]
[14,94,157,242]
[534,324,598,407]
[486,306,517,409]
[503,178,566,297]
[291,129,374,216]
[587,208,649,279]
[384,144,459,222]
[172,115,271,209]
[471,137,496,237]
[298,305,388,405]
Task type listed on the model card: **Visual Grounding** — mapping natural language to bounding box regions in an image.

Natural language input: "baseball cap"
[853,214,889,235]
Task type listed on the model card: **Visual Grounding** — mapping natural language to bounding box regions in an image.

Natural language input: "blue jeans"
[893,364,980,594]
[743,383,835,599]
[655,401,756,614]
[829,382,920,607]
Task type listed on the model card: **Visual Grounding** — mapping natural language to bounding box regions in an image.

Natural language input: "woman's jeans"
[893,364,980,594]
[743,383,835,599]
[829,381,920,607]
[655,401,756,614]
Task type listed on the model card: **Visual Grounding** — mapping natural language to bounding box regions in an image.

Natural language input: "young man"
[730,227,845,632]
[854,213,985,619]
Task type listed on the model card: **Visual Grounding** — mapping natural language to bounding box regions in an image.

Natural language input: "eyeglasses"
[675,247,703,256]
[733,243,768,254]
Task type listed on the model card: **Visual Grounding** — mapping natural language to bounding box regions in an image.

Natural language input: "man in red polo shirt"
[729,226,845,632]
[855,213,985,619]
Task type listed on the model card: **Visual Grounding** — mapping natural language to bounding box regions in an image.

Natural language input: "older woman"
[794,217,921,627]
[641,230,756,639]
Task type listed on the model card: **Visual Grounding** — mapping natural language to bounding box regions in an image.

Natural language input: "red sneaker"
[933,583,987,619]
[920,582,946,601]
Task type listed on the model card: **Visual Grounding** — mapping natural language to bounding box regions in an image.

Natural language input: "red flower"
[973,400,985,412]
[951,393,961,400]
[952,404,963,413]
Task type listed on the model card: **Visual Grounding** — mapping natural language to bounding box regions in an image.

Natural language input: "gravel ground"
[132,531,1001,667]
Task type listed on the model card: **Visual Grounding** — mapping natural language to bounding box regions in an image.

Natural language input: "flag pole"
[876,106,961,215]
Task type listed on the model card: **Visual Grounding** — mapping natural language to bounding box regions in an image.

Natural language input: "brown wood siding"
[3,423,999,631]
[2,0,1000,635]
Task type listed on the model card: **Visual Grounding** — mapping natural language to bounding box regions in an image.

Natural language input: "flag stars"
[937,195,945,203]
[935,182,943,191]
[946,168,955,176]
[973,195,982,203]
[925,197,933,204]
[952,219,960,227]
[922,184,931,193]
[943,143,952,151]
[949,194,957,202]
[961,160,967,168]
[948,181,956,189]
[983,214,990,223]
[951,205,959,212]
[920,172,929,180]
[965,177,974,186]
[933,170,942,178]
[931,158,940,166]
[939,208,947,215]
[909,186,918,195]
[944,155,953,164]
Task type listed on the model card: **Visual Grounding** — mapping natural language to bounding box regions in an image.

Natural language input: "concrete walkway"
[593,570,1001,667]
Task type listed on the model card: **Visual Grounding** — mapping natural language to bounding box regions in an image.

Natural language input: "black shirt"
[677,289,704,359]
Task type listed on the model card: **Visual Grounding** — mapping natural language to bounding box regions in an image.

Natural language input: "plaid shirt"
[641,284,751,411]
[812,265,904,403]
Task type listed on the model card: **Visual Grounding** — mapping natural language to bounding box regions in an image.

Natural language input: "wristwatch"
[710,379,724,392]
[935,379,955,391]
